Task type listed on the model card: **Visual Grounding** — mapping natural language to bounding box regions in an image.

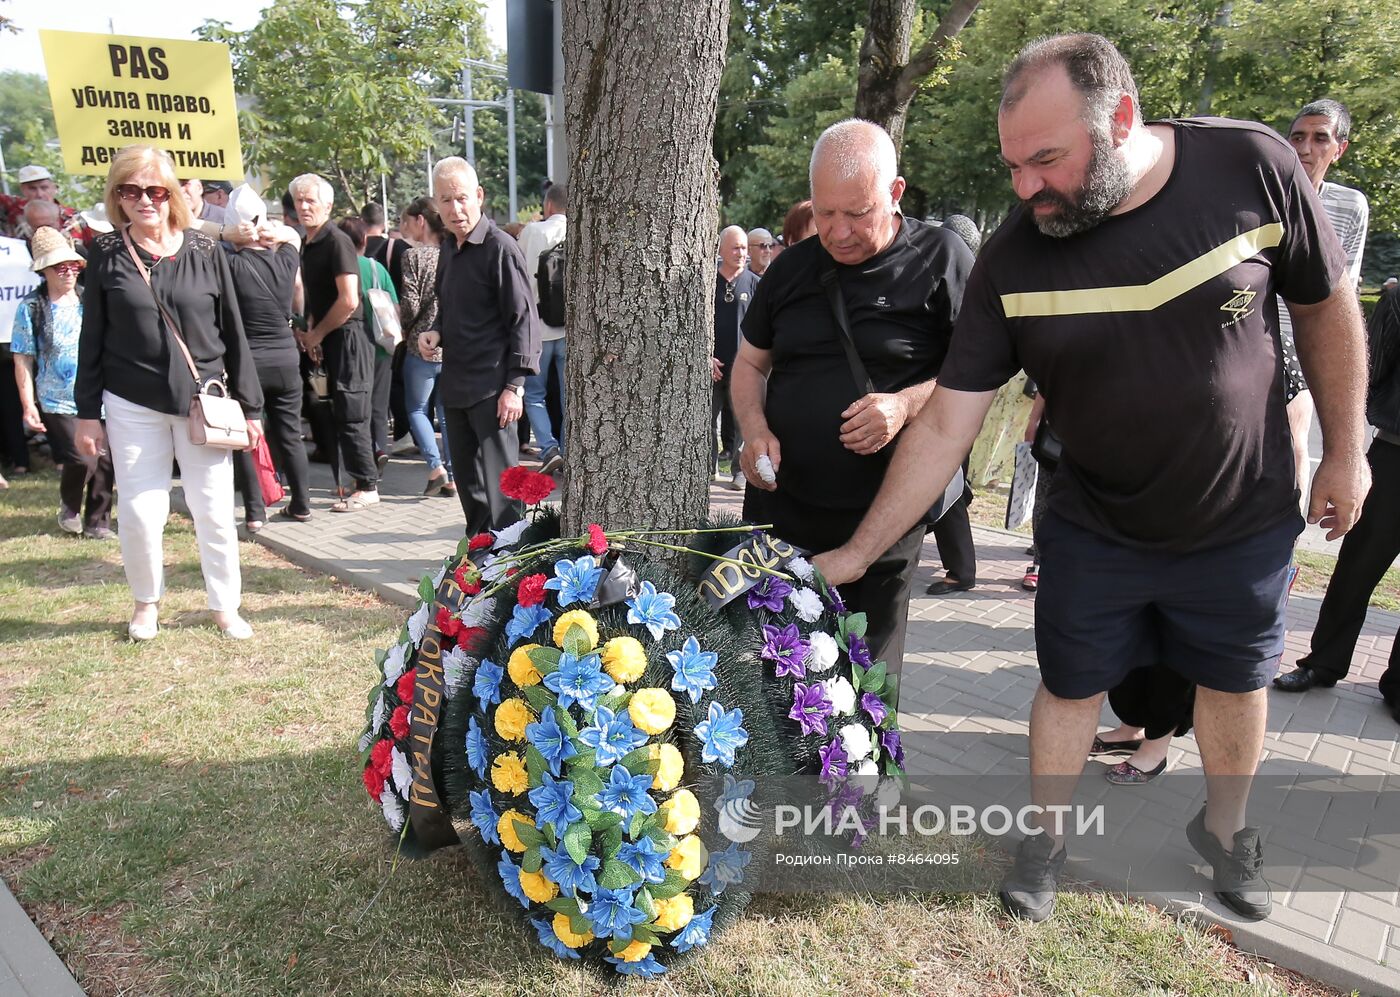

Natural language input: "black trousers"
[42,411,114,531]
[930,458,976,584]
[233,362,311,520]
[1297,438,1400,703]
[323,328,377,491]
[1108,665,1196,740]
[0,344,29,470]
[711,376,740,468]
[370,348,392,455]
[389,342,409,442]
[745,487,926,688]
[443,398,524,535]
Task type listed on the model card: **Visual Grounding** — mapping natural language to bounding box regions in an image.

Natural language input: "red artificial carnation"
[517,573,548,607]
[458,626,489,653]
[436,606,464,639]
[370,738,395,777]
[363,763,385,802]
[500,466,555,505]
[468,533,494,552]
[586,523,609,556]
[453,563,484,595]
[395,667,417,705]
[389,704,411,741]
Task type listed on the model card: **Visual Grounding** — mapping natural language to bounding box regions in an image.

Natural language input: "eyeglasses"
[754,242,775,250]
[115,184,172,204]
[51,262,83,275]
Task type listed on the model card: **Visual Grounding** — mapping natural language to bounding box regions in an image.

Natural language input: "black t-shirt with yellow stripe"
[940,117,1345,552]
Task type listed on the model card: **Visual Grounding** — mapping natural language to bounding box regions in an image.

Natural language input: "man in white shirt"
[517,183,568,474]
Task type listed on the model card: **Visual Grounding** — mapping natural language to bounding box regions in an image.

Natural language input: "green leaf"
[568,913,592,937]
[556,707,580,739]
[628,812,647,839]
[521,684,554,714]
[598,858,641,890]
[846,612,868,638]
[600,825,624,858]
[543,824,558,849]
[522,844,542,874]
[567,748,597,771]
[850,659,865,692]
[583,809,623,832]
[644,827,677,853]
[635,887,657,921]
[564,821,592,866]
[862,661,887,694]
[418,575,435,604]
[630,923,660,945]
[512,818,545,848]
[608,935,633,955]
[563,624,589,658]
[455,536,472,558]
[527,645,563,676]
[525,745,548,783]
[545,896,580,916]
[619,747,653,772]
[648,869,688,900]
[599,690,631,714]
[571,767,605,800]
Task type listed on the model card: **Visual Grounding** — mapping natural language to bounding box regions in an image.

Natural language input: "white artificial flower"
[481,555,509,582]
[371,691,387,733]
[460,597,496,629]
[875,777,902,812]
[787,556,814,583]
[805,631,839,673]
[391,746,413,797]
[381,790,406,831]
[493,518,529,549]
[357,730,373,753]
[406,603,431,645]
[442,646,471,699]
[854,758,879,777]
[789,587,823,623]
[432,562,447,588]
[382,642,410,685]
[822,675,856,715]
[839,722,874,761]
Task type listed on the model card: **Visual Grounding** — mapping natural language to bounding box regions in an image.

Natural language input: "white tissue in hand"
[755,454,777,484]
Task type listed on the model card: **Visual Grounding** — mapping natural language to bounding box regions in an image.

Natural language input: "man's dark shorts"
[1035,512,1302,699]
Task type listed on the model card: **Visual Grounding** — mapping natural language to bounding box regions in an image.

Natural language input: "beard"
[1025,124,1134,238]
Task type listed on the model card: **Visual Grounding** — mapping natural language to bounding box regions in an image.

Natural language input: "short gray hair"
[718,224,746,251]
[810,119,898,195]
[289,173,333,204]
[1293,98,1352,143]
[433,156,479,189]
[1001,33,1140,133]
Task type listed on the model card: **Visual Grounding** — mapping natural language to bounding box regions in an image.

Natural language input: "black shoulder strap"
[820,265,874,395]
[240,251,290,321]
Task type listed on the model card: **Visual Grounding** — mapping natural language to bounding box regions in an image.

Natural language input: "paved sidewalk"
[0,880,83,997]
[242,450,1400,996]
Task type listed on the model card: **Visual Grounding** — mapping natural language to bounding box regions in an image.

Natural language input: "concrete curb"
[0,881,85,997]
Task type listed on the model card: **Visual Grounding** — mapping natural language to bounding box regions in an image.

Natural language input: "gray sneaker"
[1186,806,1272,920]
[84,526,117,541]
[58,507,82,535]
[540,446,564,475]
[999,831,1067,921]
[727,471,746,492]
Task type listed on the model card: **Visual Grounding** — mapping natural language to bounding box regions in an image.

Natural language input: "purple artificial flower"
[818,738,848,785]
[747,576,794,613]
[789,681,833,737]
[861,692,888,728]
[760,623,810,680]
[880,729,905,768]
[825,585,848,615]
[847,632,872,668]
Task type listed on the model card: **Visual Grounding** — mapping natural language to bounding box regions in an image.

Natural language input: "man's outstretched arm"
[815,385,996,584]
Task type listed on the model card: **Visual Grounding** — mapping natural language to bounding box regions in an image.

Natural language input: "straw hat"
[29,227,84,273]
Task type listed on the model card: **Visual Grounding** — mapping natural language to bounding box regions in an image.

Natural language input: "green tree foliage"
[0,70,99,204]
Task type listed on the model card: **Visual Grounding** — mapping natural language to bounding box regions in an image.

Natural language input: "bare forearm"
[1291,289,1368,457]
[730,354,770,441]
[13,357,35,410]
[895,378,938,421]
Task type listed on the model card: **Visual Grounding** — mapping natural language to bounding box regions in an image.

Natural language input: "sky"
[0,0,508,77]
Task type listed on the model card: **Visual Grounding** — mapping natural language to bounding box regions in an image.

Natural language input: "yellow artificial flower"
[552,912,594,948]
[602,635,648,683]
[652,893,695,932]
[660,788,700,835]
[508,643,543,687]
[628,688,676,735]
[497,808,529,852]
[519,868,559,903]
[553,609,599,651]
[494,698,535,742]
[491,752,529,795]
[650,743,685,792]
[666,834,707,880]
[616,939,653,963]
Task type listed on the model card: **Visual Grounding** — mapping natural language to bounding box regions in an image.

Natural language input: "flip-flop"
[277,508,312,523]
[331,495,375,513]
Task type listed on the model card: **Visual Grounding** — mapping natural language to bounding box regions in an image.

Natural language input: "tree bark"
[853,0,981,152]
[560,0,728,537]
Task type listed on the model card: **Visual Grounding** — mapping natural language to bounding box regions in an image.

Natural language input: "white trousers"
[103,391,241,612]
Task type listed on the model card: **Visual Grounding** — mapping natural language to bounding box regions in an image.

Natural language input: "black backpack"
[536,240,567,327]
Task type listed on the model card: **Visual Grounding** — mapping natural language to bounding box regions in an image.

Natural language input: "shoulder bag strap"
[241,251,290,322]
[820,264,875,395]
[122,225,200,386]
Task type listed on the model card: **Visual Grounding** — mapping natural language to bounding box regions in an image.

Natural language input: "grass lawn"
[0,468,1343,996]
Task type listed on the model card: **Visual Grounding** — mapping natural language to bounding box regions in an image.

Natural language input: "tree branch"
[896,0,981,104]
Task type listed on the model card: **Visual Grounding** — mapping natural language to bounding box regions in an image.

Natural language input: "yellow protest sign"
[39,30,243,180]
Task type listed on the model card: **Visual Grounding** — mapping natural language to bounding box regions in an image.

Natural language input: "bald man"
[713,225,760,489]
[733,118,974,678]
[747,227,776,277]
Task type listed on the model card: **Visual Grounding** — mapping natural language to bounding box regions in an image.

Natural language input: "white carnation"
[432,562,447,588]
[854,758,879,777]
[788,556,814,582]
[357,730,373,753]
[493,518,529,549]
[460,597,496,629]
[481,555,508,582]
[381,790,406,831]
[839,722,874,761]
[391,746,413,797]
[822,675,857,715]
[406,603,431,645]
[789,586,823,623]
[371,691,387,733]
[442,646,472,699]
[382,642,410,685]
[805,631,839,673]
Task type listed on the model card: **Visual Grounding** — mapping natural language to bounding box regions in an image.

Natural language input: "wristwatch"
[507,383,524,397]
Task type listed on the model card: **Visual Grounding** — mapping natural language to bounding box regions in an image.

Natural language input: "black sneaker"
[999,832,1066,921]
[540,447,564,475]
[1186,806,1272,920]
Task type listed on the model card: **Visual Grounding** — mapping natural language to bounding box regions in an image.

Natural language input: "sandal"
[1090,736,1143,756]
[1021,565,1039,591]
[1105,758,1167,785]
[331,491,380,513]
[277,508,312,523]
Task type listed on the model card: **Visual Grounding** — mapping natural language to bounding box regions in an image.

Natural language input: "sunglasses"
[51,262,83,275]
[754,242,775,250]
[115,184,172,204]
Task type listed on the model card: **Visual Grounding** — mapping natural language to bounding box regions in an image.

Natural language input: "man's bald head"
[808,119,906,265]
[718,225,748,273]
[809,119,898,197]
[24,199,60,232]
[747,227,776,274]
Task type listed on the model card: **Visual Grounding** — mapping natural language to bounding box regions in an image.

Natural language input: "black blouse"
[76,228,263,421]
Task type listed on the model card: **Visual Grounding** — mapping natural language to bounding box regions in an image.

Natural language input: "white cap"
[17,165,52,184]
[79,203,113,233]
[227,183,267,226]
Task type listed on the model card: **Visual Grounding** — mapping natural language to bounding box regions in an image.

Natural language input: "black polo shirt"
[300,222,363,333]
[435,215,540,409]
[714,268,760,370]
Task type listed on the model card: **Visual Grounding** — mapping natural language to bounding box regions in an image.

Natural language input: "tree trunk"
[853,0,981,153]
[559,0,728,537]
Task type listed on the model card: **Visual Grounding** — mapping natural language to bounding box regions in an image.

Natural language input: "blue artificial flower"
[671,904,717,952]
[469,789,500,845]
[585,885,648,939]
[666,635,718,704]
[694,701,750,767]
[506,602,552,648]
[543,555,605,607]
[531,917,582,959]
[615,835,668,885]
[498,853,529,910]
[699,841,752,895]
[542,841,600,896]
[605,953,668,977]
[465,716,488,778]
[597,764,657,823]
[578,705,649,767]
[714,772,755,814]
[473,658,504,709]
[525,706,578,776]
[626,581,681,641]
[529,772,582,836]
[543,651,613,712]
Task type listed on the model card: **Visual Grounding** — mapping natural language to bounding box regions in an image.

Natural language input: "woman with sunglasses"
[11,226,116,539]
[74,145,264,642]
